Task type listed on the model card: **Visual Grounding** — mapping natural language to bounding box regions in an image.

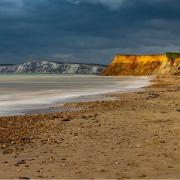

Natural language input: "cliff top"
[115,52,180,58]
[116,53,164,56]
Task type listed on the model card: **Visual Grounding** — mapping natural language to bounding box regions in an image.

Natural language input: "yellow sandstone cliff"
[102,53,180,76]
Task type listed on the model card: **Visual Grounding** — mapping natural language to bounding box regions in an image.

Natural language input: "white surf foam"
[0,75,151,115]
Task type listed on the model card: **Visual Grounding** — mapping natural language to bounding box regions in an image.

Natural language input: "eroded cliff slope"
[102,53,180,76]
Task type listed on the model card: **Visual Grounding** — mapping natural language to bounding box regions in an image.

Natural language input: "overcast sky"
[0,0,180,64]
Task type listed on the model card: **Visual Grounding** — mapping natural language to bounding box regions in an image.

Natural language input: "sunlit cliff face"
[102,54,180,76]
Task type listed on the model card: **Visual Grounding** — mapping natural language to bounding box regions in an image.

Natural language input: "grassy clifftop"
[166,52,180,61]
[102,53,180,76]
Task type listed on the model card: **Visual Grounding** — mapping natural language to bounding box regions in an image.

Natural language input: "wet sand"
[0,76,180,179]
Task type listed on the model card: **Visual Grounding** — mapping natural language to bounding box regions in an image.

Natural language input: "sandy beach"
[0,75,180,179]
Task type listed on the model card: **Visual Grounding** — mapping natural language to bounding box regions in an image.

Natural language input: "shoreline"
[0,75,179,178]
[0,75,152,117]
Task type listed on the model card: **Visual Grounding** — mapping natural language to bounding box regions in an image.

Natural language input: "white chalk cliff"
[0,61,106,74]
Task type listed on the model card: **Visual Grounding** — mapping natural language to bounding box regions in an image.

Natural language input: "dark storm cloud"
[0,0,180,64]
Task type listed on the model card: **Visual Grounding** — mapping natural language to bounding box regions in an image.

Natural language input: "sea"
[0,74,151,116]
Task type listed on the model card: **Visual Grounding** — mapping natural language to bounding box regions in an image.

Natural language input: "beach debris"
[159,140,166,144]
[139,174,147,178]
[99,168,108,172]
[146,93,160,99]
[3,161,8,164]
[19,177,30,179]
[15,160,26,166]
[62,118,71,122]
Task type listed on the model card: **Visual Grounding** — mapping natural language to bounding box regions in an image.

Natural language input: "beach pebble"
[135,144,141,148]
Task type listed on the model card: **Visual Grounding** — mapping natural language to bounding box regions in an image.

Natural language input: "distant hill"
[102,52,180,76]
[0,61,106,74]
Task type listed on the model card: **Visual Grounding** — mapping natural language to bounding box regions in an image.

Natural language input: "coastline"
[0,75,150,116]
[0,75,180,178]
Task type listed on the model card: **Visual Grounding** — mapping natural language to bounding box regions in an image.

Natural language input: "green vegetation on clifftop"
[166,52,180,61]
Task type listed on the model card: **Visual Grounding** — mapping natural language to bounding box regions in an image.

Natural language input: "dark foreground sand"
[0,76,180,179]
